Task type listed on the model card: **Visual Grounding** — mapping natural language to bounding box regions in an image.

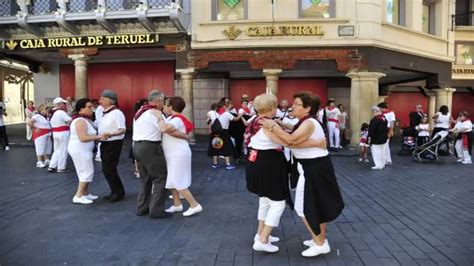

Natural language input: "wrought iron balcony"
[452,11,474,30]
[0,0,177,17]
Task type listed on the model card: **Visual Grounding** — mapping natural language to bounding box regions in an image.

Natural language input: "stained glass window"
[456,44,474,65]
[215,0,246,21]
[300,0,334,18]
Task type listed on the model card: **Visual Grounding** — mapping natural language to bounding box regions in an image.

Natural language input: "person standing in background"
[66,96,75,116]
[0,101,10,151]
[28,104,52,168]
[48,97,72,172]
[97,89,127,202]
[368,106,388,170]
[337,104,348,147]
[325,99,341,151]
[377,102,395,165]
[25,101,36,142]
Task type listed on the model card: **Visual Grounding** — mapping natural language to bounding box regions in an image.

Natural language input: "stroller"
[398,127,417,155]
[412,130,450,162]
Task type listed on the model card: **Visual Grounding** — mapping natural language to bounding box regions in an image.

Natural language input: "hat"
[101,89,117,104]
[53,97,67,105]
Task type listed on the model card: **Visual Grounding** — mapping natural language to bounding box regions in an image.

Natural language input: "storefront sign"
[223,25,324,40]
[3,34,159,50]
[452,68,474,74]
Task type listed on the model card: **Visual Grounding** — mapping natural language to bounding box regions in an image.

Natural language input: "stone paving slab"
[0,125,473,266]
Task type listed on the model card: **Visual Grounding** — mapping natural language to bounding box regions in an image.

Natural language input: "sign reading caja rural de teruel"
[3,34,159,50]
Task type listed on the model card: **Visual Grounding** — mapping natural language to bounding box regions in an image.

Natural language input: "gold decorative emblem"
[212,136,224,149]
[223,26,241,41]
[5,40,18,50]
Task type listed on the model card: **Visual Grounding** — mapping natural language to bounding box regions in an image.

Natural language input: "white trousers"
[26,118,32,141]
[294,164,306,217]
[371,144,386,168]
[34,134,52,156]
[95,142,101,160]
[328,121,340,148]
[257,197,286,227]
[455,139,472,163]
[384,139,392,163]
[69,151,94,182]
[49,133,70,170]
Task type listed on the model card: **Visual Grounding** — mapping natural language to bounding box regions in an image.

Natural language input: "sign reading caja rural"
[223,25,324,40]
[3,34,159,50]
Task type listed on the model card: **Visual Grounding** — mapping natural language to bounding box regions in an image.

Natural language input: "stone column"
[68,54,89,100]
[426,92,436,128]
[347,71,386,146]
[434,88,456,113]
[177,68,196,144]
[263,69,282,95]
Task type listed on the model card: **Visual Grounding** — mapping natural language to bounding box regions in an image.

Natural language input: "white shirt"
[276,108,289,119]
[434,112,450,129]
[291,118,329,159]
[454,120,473,133]
[249,128,282,150]
[25,108,36,119]
[282,116,299,127]
[326,107,341,122]
[50,109,72,129]
[133,110,162,142]
[94,105,104,126]
[218,112,235,130]
[417,123,430,137]
[383,111,396,128]
[207,110,217,123]
[98,108,126,141]
[32,114,51,129]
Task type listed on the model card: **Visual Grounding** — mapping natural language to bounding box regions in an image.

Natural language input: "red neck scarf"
[171,113,194,134]
[241,105,250,114]
[134,104,157,120]
[103,105,117,115]
[28,106,35,112]
[292,115,311,133]
[217,107,226,115]
[326,106,335,111]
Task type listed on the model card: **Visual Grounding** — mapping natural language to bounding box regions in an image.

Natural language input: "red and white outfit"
[163,115,193,190]
[359,129,369,147]
[49,109,72,170]
[31,113,52,156]
[68,117,96,182]
[454,119,472,164]
[382,110,396,164]
[25,106,36,141]
[325,106,341,148]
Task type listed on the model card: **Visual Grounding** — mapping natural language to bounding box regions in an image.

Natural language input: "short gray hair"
[371,106,381,113]
[148,90,165,102]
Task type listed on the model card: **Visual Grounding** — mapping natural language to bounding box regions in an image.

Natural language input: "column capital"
[433,87,456,94]
[263,69,282,76]
[346,71,386,80]
[68,53,89,61]
[60,48,98,58]
[176,68,195,77]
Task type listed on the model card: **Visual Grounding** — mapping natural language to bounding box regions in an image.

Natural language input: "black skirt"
[298,155,344,235]
[207,130,236,157]
[246,149,290,201]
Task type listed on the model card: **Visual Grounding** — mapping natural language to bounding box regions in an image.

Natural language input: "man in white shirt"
[378,102,396,165]
[98,89,126,202]
[0,101,10,151]
[48,97,72,172]
[133,90,182,218]
[276,99,289,119]
[325,99,342,150]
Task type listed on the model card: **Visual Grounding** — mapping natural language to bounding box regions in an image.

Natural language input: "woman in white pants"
[450,111,472,164]
[68,98,109,205]
[28,104,52,168]
[25,101,35,141]
[368,106,388,170]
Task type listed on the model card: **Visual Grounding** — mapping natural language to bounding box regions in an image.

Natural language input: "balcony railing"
[0,0,176,17]
[452,11,474,30]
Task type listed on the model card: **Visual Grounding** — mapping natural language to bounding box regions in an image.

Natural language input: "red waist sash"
[33,128,51,141]
[52,125,70,132]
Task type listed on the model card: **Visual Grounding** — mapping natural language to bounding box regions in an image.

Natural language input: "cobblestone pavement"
[0,125,473,265]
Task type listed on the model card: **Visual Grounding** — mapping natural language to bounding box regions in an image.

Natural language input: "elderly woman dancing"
[259,92,344,257]
[28,104,52,168]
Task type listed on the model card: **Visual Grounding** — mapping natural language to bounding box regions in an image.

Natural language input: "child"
[416,115,430,147]
[359,123,370,162]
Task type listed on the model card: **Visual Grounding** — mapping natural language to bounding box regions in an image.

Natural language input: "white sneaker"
[358,158,363,162]
[303,239,328,247]
[183,204,203,217]
[165,205,183,213]
[36,161,46,168]
[364,159,370,163]
[371,166,384,170]
[72,196,93,205]
[44,159,50,166]
[5,146,10,151]
[85,194,99,200]
[254,234,280,243]
[462,160,472,164]
[457,158,464,162]
[253,240,279,253]
[95,157,101,162]
[301,240,331,257]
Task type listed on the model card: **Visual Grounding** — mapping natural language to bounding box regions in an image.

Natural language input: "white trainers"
[358,158,363,162]
[85,194,99,200]
[36,161,46,168]
[457,158,464,162]
[183,204,203,217]
[44,159,50,166]
[165,205,183,213]
[301,240,331,257]
[95,157,101,162]
[5,146,10,151]
[254,234,280,243]
[462,160,472,164]
[72,196,93,205]
[303,239,328,247]
[253,240,279,253]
